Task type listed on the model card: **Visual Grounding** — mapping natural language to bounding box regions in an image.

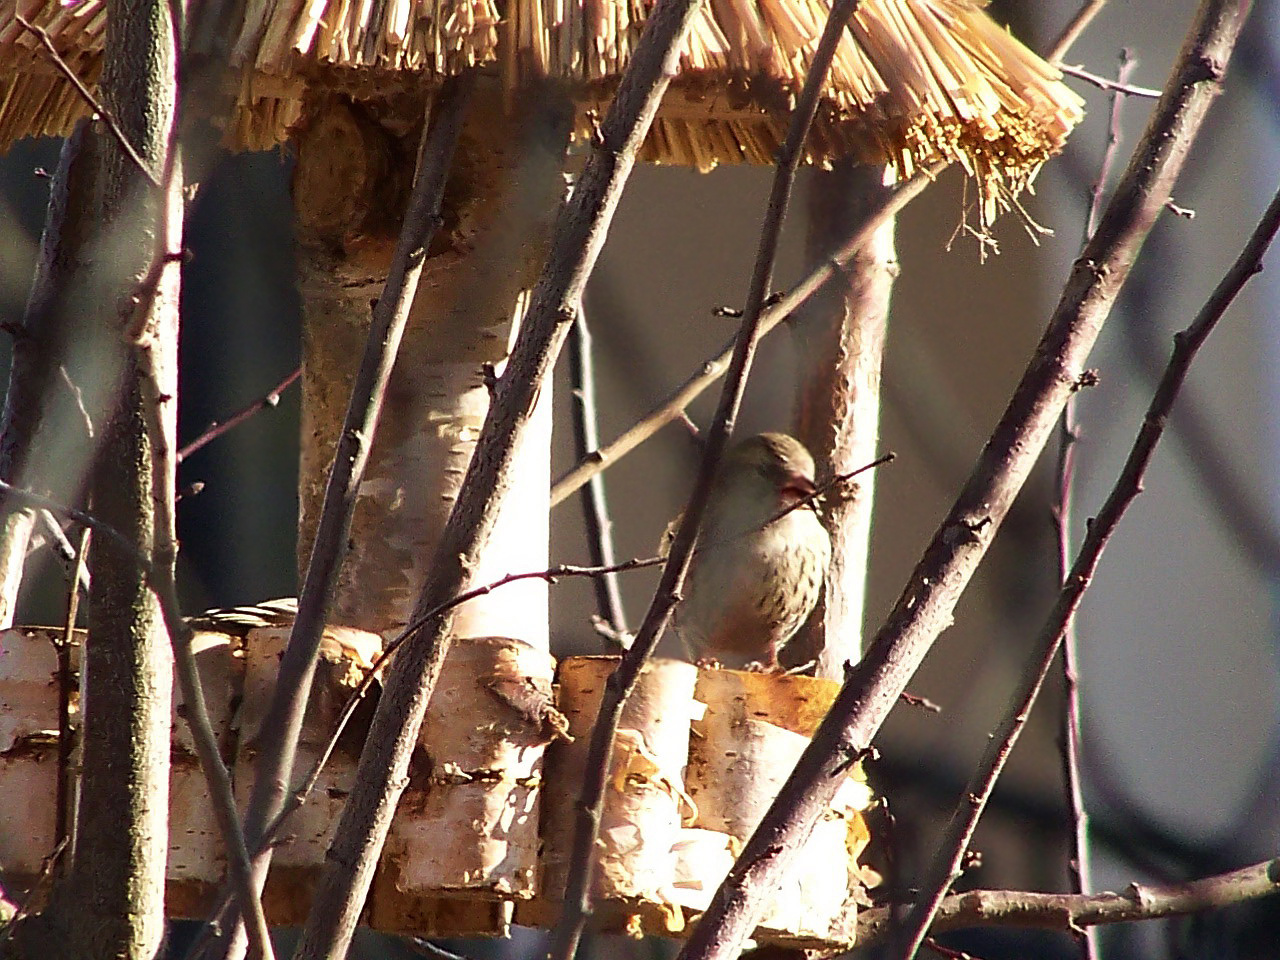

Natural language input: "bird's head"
[717,432,820,517]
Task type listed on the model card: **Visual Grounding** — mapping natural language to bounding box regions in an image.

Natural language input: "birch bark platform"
[0,631,875,947]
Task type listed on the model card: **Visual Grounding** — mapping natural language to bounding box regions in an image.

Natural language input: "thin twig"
[0,838,68,946]
[552,3,865,959]
[899,691,942,713]
[140,332,277,948]
[1055,46,1136,960]
[895,169,1280,960]
[766,452,895,528]
[410,939,475,960]
[54,527,87,860]
[1082,51,1137,243]
[13,15,160,188]
[1058,64,1162,99]
[550,165,937,507]
[207,75,476,960]
[1049,0,1109,62]
[34,509,92,596]
[153,524,273,960]
[855,856,1280,947]
[0,124,91,630]
[568,309,629,637]
[673,4,1252,959]
[291,0,705,949]
[177,366,301,462]
[922,939,975,960]
[0,483,142,558]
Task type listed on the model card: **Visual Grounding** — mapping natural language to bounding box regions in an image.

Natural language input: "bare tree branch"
[0,839,68,948]
[1049,0,1110,62]
[1080,51,1137,243]
[856,857,1280,947]
[102,7,278,952]
[568,309,629,637]
[13,15,159,188]
[1058,63,1162,99]
[54,527,87,864]
[674,3,1253,958]
[29,510,92,597]
[897,168,1280,960]
[1053,48,1137,960]
[289,0,708,951]
[0,124,92,629]
[50,7,178,956]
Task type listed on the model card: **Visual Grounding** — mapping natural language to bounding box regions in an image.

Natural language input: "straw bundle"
[1,0,1082,217]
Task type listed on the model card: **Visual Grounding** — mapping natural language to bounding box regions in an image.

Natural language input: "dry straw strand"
[0,0,1081,222]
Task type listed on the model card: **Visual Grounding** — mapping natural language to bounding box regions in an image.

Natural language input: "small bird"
[670,432,831,671]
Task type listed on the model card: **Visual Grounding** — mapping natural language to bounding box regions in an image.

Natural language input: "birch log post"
[789,161,897,677]
[292,80,570,641]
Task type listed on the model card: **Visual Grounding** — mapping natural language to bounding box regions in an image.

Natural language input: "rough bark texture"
[11,1,182,957]
[789,161,897,677]
[294,80,568,640]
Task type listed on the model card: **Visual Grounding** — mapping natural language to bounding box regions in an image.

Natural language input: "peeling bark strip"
[534,656,700,932]
[372,636,559,929]
[684,669,873,943]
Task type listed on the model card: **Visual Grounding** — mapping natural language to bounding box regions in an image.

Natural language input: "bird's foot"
[695,656,725,669]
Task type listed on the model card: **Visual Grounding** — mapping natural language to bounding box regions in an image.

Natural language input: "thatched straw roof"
[1,0,1082,219]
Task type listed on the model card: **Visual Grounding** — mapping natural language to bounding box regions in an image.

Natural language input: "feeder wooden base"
[0,632,875,947]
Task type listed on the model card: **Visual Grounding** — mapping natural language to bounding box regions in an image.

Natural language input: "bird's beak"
[781,473,818,501]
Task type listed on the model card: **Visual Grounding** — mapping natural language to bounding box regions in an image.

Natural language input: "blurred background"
[1,1,1277,957]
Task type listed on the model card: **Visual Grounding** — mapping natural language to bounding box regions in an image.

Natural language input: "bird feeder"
[0,0,1081,947]
[0,623,880,947]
